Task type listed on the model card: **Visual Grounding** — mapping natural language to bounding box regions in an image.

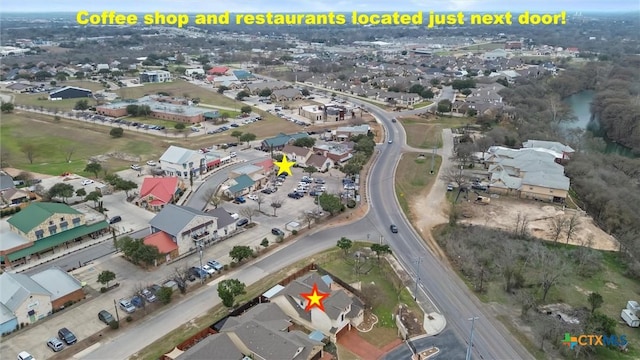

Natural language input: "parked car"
[98,310,115,325]
[207,260,224,271]
[17,352,34,360]
[57,327,77,345]
[272,228,285,236]
[471,184,488,191]
[390,224,398,233]
[288,192,303,199]
[236,218,249,227]
[140,289,157,303]
[189,266,207,279]
[314,179,325,184]
[131,295,144,308]
[146,160,157,166]
[234,196,246,204]
[130,164,141,171]
[247,194,258,201]
[118,298,136,313]
[447,184,454,191]
[261,188,274,194]
[108,215,122,224]
[201,264,216,275]
[47,337,64,352]
[81,179,94,186]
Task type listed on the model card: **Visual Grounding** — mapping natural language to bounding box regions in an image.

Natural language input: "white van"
[621,309,640,327]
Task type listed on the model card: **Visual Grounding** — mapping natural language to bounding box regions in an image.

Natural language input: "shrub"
[223,264,229,271]
[346,199,357,208]
[109,127,124,138]
[126,316,133,322]
[100,287,107,293]
[230,261,237,268]
[260,238,269,248]
[291,230,298,235]
[109,320,119,329]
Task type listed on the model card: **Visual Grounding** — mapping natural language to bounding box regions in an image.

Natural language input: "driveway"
[381,330,466,360]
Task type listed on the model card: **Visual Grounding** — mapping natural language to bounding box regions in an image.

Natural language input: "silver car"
[47,337,64,352]
[118,298,136,313]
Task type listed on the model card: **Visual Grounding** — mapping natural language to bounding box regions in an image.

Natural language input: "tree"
[230,245,253,263]
[255,193,266,212]
[97,270,116,288]
[202,188,222,209]
[217,85,229,94]
[172,266,190,294]
[48,183,75,203]
[303,166,317,178]
[293,137,316,148]
[20,143,36,164]
[235,90,249,100]
[440,166,467,189]
[260,238,269,248]
[156,286,173,304]
[110,128,124,138]
[534,245,566,302]
[239,207,258,223]
[217,279,246,307]
[1,102,14,113]
[258,88,272,97]
[84,162,102,178]
[76,188,87,197]
[370,244,392,262]
[566,213,581,244]
[437,99,452,113]
[74,99,89,110]
[174,123,186,131]
[318,193,344,215]
[587,292,603,314]
[336,237,352,256]
[117,236,160,266]
[85,191,102,207]
[302,211,319,229]
[115,179,138,197]
[270,198,284,216]
[240,105,252,114]
[239,132,256,146]
[231,130,243,142]
[550,216,567,243]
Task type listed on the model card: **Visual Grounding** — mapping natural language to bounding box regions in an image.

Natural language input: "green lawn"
[459,43,505,51]
[395,154,442,218]
[0,112,165,175]
[11,93,97,112]
[412,100,433,109]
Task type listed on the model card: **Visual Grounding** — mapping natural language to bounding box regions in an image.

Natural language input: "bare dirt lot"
[456,196,619,251]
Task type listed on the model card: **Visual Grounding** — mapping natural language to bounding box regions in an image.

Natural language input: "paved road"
[383,330,466,360]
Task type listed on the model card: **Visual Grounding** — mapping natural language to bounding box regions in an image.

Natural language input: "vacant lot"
[459,43,505,51]
[395,153,442,219]
[0,112,166,175]
[399,115,472,149]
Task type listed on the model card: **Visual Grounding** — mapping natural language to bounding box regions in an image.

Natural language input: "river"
[564,90,636,157]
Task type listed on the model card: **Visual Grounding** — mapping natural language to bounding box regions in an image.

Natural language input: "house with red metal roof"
[143,231,179,264]
[135,177,185,212]
[207,66,229,75]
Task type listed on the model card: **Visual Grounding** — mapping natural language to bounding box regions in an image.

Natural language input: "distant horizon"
[1,0,638,14]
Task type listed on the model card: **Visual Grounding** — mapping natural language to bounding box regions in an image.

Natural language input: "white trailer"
[621,309,640,328]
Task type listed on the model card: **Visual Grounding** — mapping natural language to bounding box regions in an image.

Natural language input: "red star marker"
[300,283,330,312]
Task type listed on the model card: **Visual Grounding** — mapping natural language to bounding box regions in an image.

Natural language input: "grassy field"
[11,93,96,112]
[400,116,474,149]
[0,109,303,175]
[412,100,433,109]
[0,112,166,175]
[320,249,424,347]
[62,80,106,92]
[394,153,442,218]
[459,43,505,51]
[117,80,236,108]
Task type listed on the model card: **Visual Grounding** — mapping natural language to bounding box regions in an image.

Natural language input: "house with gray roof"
[270,272,364,342]
[271,88,303,102]
[30,267,85,310]
[148,204,224,255]
[485,146,570,202]
[159,146,207,179]
[0,302,17,335]
[0,272,52,325]
[522,140,575,160]
[176,303,323,360]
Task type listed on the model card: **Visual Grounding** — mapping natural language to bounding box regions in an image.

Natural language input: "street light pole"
[466,316,480,360]
[198,241,204,284]
[413,257,423,301]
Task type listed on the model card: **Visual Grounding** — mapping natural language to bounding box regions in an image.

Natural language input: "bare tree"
[132,283,147,312]
[550,216,567,244]
[514,212,530,238]
[475,136,494,160]
[173,266,190,294]
[64,146,76,163]
[533,313,563,351]
[496,241,519,293]
[255,193,266,212]
[239,206,258,223]
[0,149,11,167]
[20,143,36,164]
[565,213,581,244]
[270,198,284,216]
[440,166,467,189]
[302,211,318,229]
[453,142,476,167]
[516,289,537,319]
[202,188,222,209]
[534,245,566,302]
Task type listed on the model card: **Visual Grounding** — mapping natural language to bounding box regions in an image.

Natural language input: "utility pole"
[466,316,480,360]
[113,299,120,323]
[413,257,423,301]
[197,240,205,284]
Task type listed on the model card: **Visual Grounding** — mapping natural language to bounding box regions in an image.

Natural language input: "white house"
[159,146,207,179]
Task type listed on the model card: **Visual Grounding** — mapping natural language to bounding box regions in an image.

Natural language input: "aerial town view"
[0,1,638,360]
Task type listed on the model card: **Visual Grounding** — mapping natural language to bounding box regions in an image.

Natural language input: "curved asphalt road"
[83,89,531,360]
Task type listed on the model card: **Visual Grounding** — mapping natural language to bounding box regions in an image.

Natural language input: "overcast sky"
[3,0,639,13]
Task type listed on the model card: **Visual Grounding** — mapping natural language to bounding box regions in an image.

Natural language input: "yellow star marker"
[274,154,296,176]
[301,283,329,312]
